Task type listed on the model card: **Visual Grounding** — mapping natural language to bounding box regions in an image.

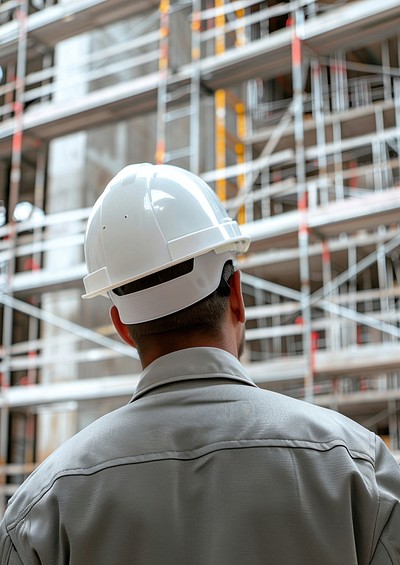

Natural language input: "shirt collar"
[131,347,257,401]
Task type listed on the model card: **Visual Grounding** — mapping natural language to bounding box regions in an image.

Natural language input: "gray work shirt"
[1,347,400,564]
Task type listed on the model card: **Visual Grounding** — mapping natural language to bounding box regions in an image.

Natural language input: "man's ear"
[229,270,246,324]
[110,306,136,348]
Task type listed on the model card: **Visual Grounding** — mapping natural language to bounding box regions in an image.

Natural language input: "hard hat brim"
[107,250,237,324]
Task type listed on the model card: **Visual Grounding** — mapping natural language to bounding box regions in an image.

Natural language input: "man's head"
[82,163,250,365]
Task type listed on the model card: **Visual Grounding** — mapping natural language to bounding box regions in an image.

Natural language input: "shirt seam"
[6,437,373,530]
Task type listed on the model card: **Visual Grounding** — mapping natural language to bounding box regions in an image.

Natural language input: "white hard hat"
[82,163,250,323]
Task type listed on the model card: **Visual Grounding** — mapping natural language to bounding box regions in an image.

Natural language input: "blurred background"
[1,0,400,515]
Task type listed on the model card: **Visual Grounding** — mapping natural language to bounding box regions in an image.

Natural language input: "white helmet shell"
[82,163,250,323]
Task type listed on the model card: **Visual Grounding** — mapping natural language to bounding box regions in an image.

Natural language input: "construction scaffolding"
[1,0,400,514]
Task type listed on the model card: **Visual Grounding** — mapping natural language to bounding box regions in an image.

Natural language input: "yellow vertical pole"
[234,2,245,48]
[214,0,226,201]
[215,89,226,201]
[231,1,246,222]
[215,0,225,55]
[235,99,246,224]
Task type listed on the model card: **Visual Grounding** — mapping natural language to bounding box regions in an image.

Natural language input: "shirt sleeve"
[370,436,400,564]
[0,521,23,565]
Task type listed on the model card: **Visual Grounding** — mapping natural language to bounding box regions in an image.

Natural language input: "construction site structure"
[1,0,400,514]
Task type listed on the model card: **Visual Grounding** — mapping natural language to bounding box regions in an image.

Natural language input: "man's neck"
[138,331,238,369]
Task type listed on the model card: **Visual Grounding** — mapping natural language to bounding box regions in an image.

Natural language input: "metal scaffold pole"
[155,0,170,165]
[291,9,313,403]
[190,0,201,175]
[0,0,29,515]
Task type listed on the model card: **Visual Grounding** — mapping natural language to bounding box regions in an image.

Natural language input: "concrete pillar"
[38,21,90,460]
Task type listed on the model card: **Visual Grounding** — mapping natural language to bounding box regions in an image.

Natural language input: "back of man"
[1,347,399,564]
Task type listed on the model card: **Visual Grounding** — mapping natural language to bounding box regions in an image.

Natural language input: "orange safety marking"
[292,34,302,67]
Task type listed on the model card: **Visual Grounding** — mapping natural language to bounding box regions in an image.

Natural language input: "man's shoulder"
[3,403,131,530]
[235,384,376,463]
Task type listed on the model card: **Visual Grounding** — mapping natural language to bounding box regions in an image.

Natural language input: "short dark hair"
[113,259,234,345]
